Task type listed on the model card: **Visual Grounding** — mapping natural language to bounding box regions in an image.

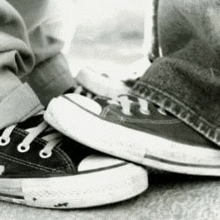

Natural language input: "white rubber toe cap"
[65,94,102,115]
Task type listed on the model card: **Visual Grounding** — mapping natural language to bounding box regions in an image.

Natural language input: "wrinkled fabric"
[133,0,220,146]
[0,0,76,129]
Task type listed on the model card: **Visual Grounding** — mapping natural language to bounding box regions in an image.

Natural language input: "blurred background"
[68,0,146,76]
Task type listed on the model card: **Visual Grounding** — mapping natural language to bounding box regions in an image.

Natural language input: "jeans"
[0,0,76,129]
[133,0,220,146]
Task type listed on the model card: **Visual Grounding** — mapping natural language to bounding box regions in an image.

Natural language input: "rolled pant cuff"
[132,82,220,147]
[21,53,76,106]
[0,83,43,129]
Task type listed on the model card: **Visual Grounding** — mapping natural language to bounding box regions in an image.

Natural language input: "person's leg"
[9,0,78,106]
[142,0,159,61]
[158,0,218,59]
[133,0,220,144]
[0,1,43,129]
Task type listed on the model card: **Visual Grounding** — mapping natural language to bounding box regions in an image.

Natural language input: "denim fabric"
[0,0,76,129]
[11,0,77,106]
[21,53,76,106]
[132,0,220,146]
[142,0,159,60]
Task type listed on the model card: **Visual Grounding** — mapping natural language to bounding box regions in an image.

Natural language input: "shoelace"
[74,84,167,117]
[0,120,62,159]
[0,85,92,159]
[74,83,167,116]
[109,94,167,116]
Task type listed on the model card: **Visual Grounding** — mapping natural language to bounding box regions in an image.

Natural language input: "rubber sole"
[44,95,220,176]
[0,162,148,209]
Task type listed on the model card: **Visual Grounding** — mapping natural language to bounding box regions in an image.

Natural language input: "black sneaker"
[0,113,148,209]
[45,93,220,176]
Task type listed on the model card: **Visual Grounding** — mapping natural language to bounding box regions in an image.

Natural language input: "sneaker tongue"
[17,115,104,172]
[17,115,44,130]
[59,137,98,170]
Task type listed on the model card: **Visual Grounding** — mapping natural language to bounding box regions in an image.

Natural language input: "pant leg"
[142,0,159,60]
[9,0,78,106]
[158,0,218,58]
[132,0,220,146]
[0,0,43,130]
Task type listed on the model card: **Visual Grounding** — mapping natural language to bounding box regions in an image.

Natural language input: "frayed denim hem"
[132,82,220,146]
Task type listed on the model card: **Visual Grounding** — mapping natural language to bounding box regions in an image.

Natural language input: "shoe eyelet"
[39,150,52,159]
[0,137,10,146]
[17,143,30,153]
